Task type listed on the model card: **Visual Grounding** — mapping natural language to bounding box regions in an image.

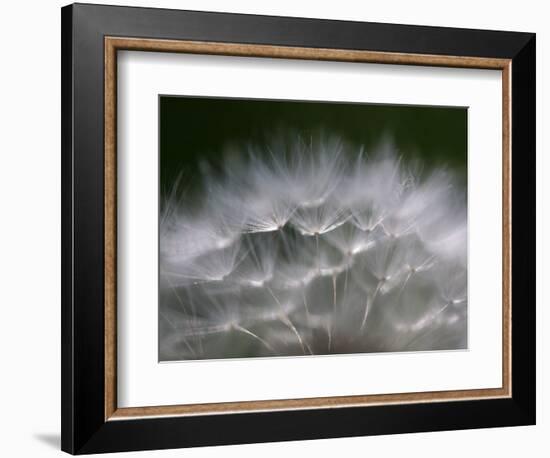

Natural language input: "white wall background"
[0,0,545,456]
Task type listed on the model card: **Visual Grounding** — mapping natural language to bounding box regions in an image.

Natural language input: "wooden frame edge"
[105,38,117,420]
[502,61,512,400]
[105,37,510,68]
[103,36,512,421]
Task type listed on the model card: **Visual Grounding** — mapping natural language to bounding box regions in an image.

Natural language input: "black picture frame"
[61,3,535,454]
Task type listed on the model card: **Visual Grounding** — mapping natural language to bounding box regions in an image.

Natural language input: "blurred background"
[160,96,467,194]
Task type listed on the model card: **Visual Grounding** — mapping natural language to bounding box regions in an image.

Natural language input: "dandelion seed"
[230,235,278,287]
[232,324,278,354]
[290,203,350,236]
[325,223,378,256]
[266,134,348,208]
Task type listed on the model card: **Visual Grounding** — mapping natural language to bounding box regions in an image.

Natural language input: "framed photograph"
[61,3,536,454]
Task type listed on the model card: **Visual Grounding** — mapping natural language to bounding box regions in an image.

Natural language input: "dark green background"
[160,96,467,194]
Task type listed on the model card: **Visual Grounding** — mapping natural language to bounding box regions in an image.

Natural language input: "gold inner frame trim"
[104,36,512,421]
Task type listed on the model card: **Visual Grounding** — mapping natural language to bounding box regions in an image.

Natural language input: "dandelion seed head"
[160,133,468,360]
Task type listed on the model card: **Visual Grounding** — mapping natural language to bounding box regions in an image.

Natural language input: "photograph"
[158,96,468,361]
